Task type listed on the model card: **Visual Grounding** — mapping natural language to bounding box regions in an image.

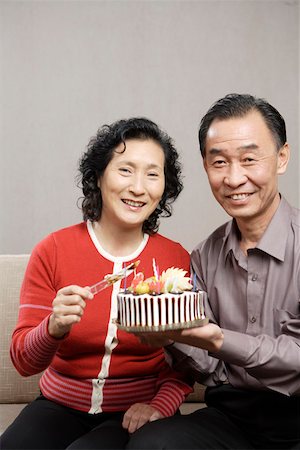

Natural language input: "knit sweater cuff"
[149,381,186,417]
[21,316,63,373]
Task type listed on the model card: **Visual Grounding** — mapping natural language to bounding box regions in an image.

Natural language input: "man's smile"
[227,193,253,200]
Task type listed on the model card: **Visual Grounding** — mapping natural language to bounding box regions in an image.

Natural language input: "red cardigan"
[11,222,193,416]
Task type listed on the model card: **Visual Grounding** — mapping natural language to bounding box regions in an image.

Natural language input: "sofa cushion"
[0,404,27,435]
[186,382,206,402]
[0,255,41,403]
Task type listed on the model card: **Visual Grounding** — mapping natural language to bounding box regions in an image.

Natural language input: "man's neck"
[236,195,281,255]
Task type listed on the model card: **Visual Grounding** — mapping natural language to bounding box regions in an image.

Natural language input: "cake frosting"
[117,266,208,331]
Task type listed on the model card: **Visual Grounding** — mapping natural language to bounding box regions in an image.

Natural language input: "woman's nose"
[129,175,146,194]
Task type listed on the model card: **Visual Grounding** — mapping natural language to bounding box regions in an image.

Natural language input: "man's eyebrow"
[207,143,259,155]
[237,143,259,151]
[207,148,222,155]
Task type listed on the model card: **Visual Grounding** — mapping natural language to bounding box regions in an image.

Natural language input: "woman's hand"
[122,403,163,434]
[48,285,93,338]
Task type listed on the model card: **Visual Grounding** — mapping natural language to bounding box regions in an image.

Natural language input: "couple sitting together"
[1,93,299,450]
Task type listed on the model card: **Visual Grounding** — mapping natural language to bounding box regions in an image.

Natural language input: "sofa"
[0,254,205,435]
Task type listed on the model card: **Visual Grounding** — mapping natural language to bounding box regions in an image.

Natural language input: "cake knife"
[89,260,140,295]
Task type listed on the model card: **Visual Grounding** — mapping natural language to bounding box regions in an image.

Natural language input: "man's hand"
[137,323,224,353]
[122,403,163,434]
[48,285,93,338]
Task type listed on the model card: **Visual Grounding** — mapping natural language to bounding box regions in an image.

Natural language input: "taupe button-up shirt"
[169,196,300,396]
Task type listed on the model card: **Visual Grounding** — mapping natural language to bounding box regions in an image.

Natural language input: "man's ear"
[277,143,290,175]
[202,157,208,172]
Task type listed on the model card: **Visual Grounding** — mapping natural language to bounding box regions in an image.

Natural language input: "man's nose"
[224,163,248,187]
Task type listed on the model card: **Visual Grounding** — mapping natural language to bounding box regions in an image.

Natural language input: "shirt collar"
[224,220,241,261]
[256,196,292,261]
[223,196,292,262]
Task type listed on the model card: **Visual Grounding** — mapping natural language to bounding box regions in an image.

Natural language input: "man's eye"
[213,160,226,167]
[148,172,159,177]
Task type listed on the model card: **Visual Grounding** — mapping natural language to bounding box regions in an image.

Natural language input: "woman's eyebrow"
[116,160,163,170]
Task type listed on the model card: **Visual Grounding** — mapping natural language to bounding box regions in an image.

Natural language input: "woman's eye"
[119,168,132,174]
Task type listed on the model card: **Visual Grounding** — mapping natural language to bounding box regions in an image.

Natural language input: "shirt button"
[250,316,256,323]
[252,274,258,281]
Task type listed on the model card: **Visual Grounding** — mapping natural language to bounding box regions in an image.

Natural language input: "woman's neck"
[92,221,145,257]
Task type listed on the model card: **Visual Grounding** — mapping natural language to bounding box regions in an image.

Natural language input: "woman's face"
[98,138,165,232]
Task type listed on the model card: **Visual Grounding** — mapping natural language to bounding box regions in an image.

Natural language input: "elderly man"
[127,94,300,450]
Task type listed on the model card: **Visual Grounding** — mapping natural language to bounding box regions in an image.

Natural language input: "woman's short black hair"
[198,93,287,157]
[77,117,183,234]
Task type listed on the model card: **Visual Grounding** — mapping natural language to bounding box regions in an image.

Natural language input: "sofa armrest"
[0,255,41,404]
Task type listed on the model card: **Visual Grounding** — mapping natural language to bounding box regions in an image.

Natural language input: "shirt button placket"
[247,266,260,329]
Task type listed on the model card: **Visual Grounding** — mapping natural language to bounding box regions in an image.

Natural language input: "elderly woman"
[0,117,193,450]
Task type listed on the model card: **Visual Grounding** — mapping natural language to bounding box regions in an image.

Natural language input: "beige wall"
[0,0,299,254]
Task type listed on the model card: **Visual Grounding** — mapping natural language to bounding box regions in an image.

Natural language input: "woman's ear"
[277,143,290,175]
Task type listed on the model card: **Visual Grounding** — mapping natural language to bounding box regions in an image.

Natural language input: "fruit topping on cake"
[129,267,193,295]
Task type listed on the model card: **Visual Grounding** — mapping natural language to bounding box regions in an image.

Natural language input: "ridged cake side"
[117,291,206,328]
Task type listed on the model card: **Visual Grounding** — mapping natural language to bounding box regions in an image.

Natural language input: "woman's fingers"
[48,285,93,338]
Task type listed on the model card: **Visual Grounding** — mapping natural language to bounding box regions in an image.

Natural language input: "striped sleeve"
[149,379,192,416]
[10,316,63,376]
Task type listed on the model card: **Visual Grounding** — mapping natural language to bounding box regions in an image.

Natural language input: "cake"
[116,266,208,332]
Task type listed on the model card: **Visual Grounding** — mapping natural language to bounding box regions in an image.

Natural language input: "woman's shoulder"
[32,222,87,254]
[50,222,87,239]
[148,233,189,253]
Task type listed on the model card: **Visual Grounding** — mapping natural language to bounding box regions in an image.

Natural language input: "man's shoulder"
[291,205,300,228]
[192,220,232,254]
[279,197,300,238]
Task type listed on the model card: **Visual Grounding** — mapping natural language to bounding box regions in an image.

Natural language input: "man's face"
[203,110,289,227]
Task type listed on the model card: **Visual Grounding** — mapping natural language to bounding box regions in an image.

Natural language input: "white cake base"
[116,317,209,333]
[117,290,208,332]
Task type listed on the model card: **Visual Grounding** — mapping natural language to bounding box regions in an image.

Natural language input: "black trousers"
[0,395,129,450]
[127,385,300,450]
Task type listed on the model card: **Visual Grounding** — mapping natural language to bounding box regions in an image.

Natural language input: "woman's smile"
[98,138,165,231]
[122,199,147,210]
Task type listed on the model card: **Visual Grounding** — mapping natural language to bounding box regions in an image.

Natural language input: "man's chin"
[222,204,253,220]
